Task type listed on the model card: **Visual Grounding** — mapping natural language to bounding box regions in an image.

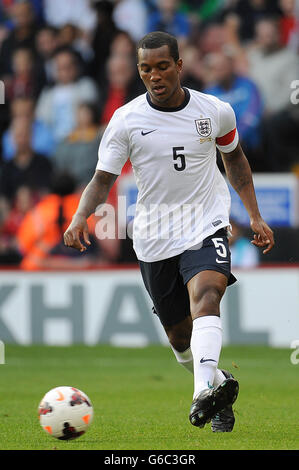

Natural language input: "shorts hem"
[153,309,191,328]
[182,266,235,286]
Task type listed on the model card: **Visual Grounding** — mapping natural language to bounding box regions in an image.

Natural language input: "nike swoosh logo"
[216,259,229,263]
[200,358,217,363]
[141,129,157,136]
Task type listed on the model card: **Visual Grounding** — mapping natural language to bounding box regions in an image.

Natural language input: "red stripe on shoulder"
[216,128,236,146]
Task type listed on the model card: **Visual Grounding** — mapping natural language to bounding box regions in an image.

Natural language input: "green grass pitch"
[0,344,298,450]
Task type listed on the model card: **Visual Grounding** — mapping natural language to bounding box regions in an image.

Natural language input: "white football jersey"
[97,88,239,262]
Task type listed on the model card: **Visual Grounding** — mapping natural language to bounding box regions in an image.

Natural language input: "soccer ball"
[38,386,93,440]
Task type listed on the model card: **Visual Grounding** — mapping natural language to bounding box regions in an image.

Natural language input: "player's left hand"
[250,217,274,254]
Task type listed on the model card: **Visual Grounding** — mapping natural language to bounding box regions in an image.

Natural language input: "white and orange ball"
[38,386,93,440]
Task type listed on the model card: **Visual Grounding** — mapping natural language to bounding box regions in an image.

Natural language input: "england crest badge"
[195,118,212,137]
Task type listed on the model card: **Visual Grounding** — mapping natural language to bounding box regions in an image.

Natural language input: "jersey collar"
[146,87,190,112]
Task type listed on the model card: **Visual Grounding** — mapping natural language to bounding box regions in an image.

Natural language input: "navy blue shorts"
[139,229,237,327]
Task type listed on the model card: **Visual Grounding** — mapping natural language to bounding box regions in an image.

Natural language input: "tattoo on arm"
[222,151,252,193]
[221,143,253,192]
[76,171,118,219]
[221,144,260,219]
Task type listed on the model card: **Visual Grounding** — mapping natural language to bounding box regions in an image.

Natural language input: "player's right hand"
[63,214,91,252]
[250,217,274,255]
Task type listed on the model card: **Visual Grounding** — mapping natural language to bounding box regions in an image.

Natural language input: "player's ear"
[136,49,141,71]
[176,58,183,73]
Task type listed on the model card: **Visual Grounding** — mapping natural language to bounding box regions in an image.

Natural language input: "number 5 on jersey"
[173,147,186,171]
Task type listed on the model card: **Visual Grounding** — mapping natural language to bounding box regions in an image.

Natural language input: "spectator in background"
[113,0,148,42]
[260,97,299,172]
[247,16,299,171]
[0,0,12,26]
[0,117,53,201]
[180,44,203,91]
[0,0,40,76]
[100,53,144,125]
[195,18,247,74]
[196,22,229,56]
[278,0,296,46]
[229,218,260,268]
[221,0,281,43]
[247,16,298,114]
[17,171,120,270]
[2,97,55,161]
[221,12,249,75]
[147,0,190,47]
[0,0,44,28]
[90,0,120,82]
[2,96,55,161]
[5,46,44,101]
[204,50,264,162]
[43,0,97,37]
[16,172,86,270]
[35,25,59,86]
[0,4,10,51]
[109,30,136,60]
[28,0,44,23]
[35,47,99,143]
[57,23,94,68]
[53,103,101,187]
[0,185,34,265]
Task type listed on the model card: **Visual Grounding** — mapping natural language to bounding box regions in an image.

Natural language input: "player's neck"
[150,86,186,109]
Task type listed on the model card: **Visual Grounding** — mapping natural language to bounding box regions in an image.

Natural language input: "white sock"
[190,315,222,399]
[171,345,193,374]
[213,369,226,387]
[171,344,226,387]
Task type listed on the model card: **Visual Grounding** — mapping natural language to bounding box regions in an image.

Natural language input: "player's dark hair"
[137,31,179,63]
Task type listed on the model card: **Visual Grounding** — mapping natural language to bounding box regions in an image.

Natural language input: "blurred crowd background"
[0,0,298,270]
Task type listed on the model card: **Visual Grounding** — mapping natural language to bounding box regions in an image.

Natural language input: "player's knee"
[190,285,223,318]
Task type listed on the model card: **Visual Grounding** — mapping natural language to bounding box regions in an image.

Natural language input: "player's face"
[137,45,183,107]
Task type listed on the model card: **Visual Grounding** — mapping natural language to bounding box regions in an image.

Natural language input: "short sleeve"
[216,101,239,153]
[96,110,129,175]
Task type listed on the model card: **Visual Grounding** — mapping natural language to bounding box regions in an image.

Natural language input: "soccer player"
[64,31,274,431]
